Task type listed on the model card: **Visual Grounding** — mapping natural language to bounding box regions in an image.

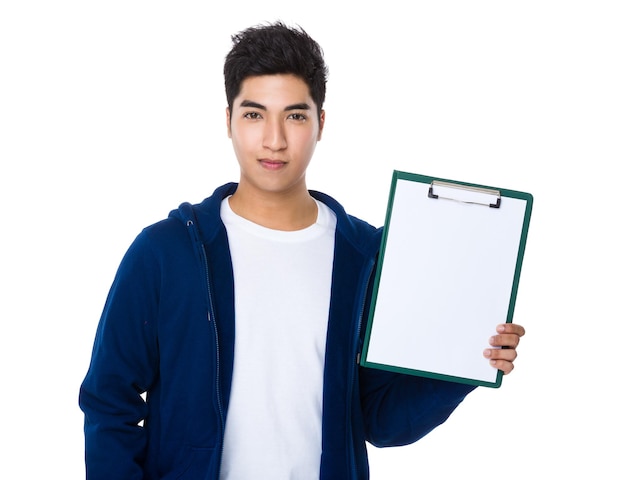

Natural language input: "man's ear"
[226,107,232,138]
[317,109,325,141]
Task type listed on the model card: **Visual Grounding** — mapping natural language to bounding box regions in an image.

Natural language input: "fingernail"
[483,349,491,358]
[497,324,506,333]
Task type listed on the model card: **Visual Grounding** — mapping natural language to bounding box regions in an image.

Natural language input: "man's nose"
[262,118,287,150]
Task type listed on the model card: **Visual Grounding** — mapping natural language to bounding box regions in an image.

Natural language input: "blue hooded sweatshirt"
[79,183,474,479]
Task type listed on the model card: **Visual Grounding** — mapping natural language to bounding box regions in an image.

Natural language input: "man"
[79,22,525,479]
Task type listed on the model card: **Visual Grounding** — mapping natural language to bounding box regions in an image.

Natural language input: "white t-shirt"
[219,197,337,480]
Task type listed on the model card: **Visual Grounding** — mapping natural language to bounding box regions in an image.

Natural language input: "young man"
[79,22,525,479]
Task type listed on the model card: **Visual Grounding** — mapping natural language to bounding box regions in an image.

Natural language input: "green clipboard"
[360,171,533,388]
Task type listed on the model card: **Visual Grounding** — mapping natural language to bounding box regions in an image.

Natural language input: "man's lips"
[259,159,287,170]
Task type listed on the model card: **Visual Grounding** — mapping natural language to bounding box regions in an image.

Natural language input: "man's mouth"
[259,159,287,170]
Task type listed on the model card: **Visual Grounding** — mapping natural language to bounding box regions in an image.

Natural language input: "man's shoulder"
[311,190,382,254]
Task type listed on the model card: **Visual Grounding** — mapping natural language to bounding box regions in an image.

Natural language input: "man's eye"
[288,113,307,121]
[244,112,262,119]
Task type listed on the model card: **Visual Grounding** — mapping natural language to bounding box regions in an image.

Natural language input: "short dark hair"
[224,22,328,118]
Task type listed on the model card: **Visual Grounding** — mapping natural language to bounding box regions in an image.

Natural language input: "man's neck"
[228,186,318,231]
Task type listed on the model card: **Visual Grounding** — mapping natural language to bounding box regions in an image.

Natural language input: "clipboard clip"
[428,180,501,208]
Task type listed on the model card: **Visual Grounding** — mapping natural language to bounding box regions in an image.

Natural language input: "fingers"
[497,322,526,338]
[490,323,525,349]
[483,323,525,375]
[489,358,515,375]
[483,346,517,362]
[489,333,521,349]
[483,347,518,374]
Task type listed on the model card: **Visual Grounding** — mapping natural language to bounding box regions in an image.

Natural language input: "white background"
[1,1,624,478]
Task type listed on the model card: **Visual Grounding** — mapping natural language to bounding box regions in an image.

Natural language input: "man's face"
[226,74,325,198]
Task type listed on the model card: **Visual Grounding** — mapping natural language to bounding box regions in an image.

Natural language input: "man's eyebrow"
[238,100,311,111]
[239,100,266,110]
[284,103,311,111]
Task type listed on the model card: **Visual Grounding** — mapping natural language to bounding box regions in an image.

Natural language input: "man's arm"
[360,323,525,447]
[79,232,160,478]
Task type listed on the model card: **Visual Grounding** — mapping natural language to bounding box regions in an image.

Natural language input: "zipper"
[187,219,225,477]
[200,243,225,476]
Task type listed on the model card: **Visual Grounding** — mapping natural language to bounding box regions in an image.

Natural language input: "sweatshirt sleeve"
[78,230,161,479]
[359,366,476,447]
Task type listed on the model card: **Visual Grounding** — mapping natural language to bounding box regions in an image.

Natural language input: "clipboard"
[360,171,533,388]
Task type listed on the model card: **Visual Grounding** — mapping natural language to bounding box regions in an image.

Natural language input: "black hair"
[224,21,328,119]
